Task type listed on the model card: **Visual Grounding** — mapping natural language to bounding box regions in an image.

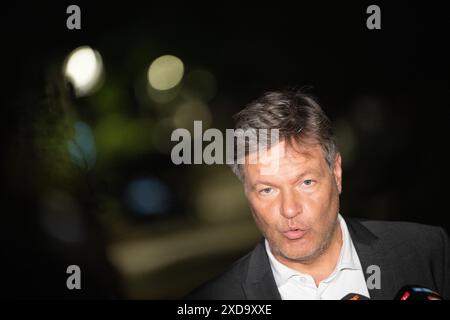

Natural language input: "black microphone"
[341,293,370,300]
[394,285,443,300]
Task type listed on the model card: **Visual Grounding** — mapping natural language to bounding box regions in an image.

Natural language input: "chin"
[286,247,313,260]
[280,240,321,261]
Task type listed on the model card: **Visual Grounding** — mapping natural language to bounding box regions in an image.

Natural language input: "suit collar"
[345,217,399,300]
[242,238,282,300]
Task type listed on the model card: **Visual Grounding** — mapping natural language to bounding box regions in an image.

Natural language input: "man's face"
[244,139,342,263]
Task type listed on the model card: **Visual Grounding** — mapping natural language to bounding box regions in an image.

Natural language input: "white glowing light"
[63,46,104,97]
[147,55,184,91]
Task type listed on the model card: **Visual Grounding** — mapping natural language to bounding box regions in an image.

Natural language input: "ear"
[333,153,343,194]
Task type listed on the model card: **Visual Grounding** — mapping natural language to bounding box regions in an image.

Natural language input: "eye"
[259,187,273,195]
[302,179,315,187]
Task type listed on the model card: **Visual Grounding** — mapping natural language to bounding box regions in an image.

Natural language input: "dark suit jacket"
[187,217,450,300]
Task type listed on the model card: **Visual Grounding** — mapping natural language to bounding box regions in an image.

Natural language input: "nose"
[280,189,302,219]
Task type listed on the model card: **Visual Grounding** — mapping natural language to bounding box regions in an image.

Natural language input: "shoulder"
[359,219,445,240]
[355,218,448,254]
[185,250,253,300]
[352,218,450,298]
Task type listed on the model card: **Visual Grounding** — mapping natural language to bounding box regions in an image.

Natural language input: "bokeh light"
[94,114,154,163]
[125,177,171,216]
[173,98,212,133]
[63,46,104,97]
[195,168,249,223]
[67,121,97,170]
[147,55,184,91]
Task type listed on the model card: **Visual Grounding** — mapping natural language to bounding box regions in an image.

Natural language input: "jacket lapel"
[242,239,282,300]
[345,217,399,300]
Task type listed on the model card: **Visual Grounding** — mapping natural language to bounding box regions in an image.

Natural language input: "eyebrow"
[251,169,320,189]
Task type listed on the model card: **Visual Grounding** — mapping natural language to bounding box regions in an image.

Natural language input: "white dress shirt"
[265,214,370,300]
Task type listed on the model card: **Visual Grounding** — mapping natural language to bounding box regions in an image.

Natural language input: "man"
[188,90,450,300]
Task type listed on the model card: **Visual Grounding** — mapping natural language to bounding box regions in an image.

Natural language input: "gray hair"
[229,89,338,182]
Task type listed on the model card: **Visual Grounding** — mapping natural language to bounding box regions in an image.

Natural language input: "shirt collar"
[337,214,360,271]
[265,213,361,287]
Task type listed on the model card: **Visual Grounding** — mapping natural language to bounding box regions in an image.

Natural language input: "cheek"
[250,197,280,230]
[305,183,337,224]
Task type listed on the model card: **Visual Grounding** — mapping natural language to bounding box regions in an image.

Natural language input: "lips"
[283,228,307,240]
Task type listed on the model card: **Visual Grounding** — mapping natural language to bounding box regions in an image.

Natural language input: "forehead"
[244,140,327,183]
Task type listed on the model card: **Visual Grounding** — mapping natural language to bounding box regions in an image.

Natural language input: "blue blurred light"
[67,121,96,169]
[125,177,171,215]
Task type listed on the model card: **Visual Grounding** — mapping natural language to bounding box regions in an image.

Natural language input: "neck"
[279,222,343,286]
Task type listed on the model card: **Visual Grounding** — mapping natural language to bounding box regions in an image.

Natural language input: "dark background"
[1,1,449,298]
